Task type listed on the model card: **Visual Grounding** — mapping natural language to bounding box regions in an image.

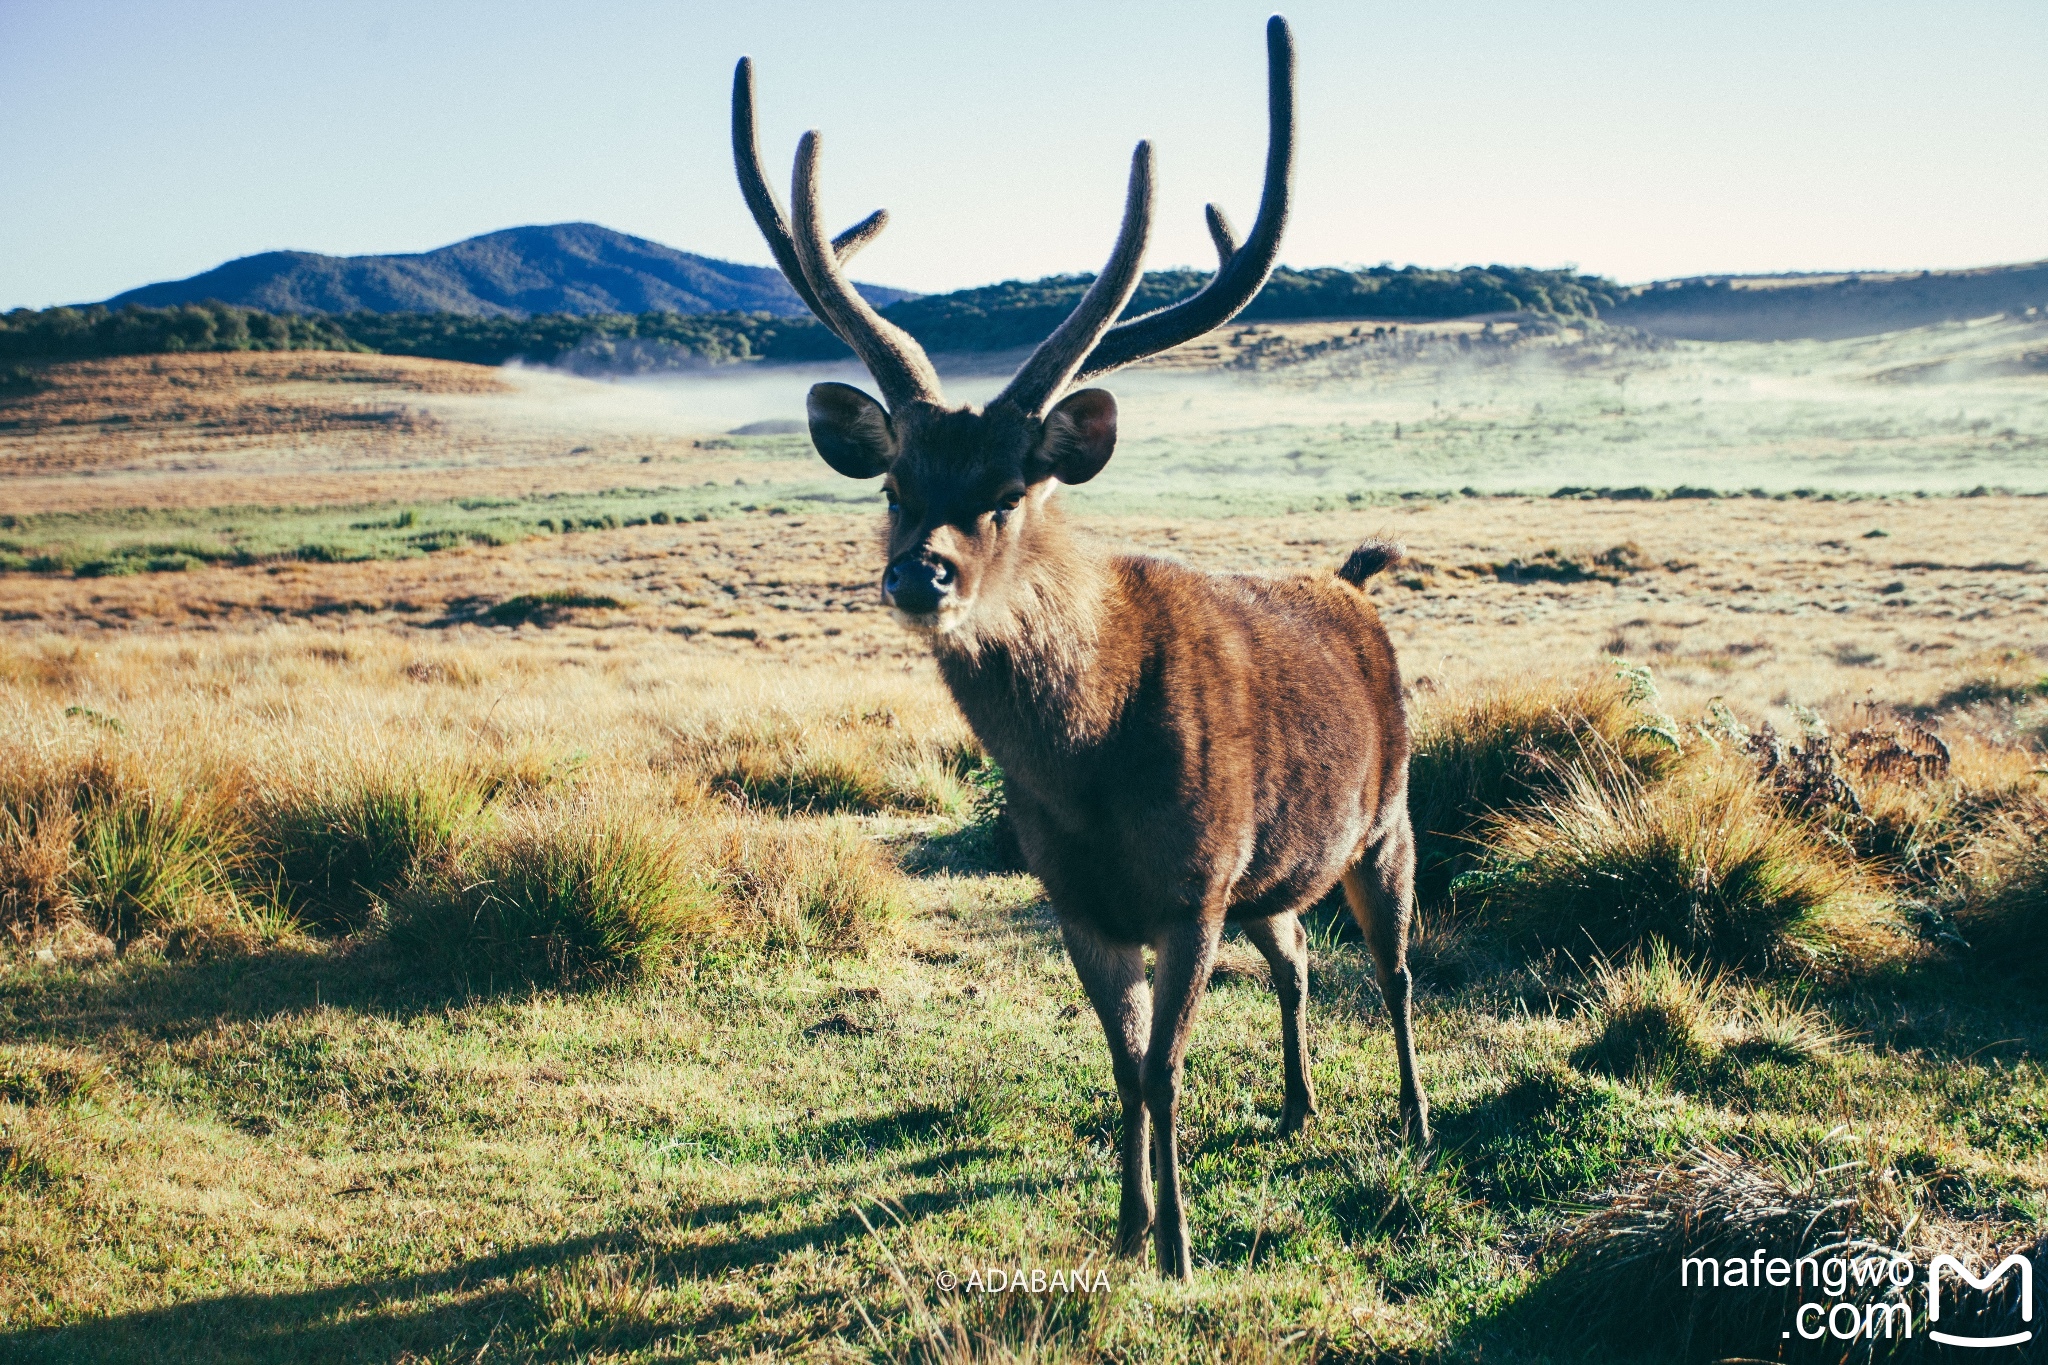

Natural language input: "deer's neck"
[929,519,1128,766]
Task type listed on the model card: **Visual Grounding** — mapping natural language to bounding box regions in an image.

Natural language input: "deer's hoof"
[1277,1097,1317,1137]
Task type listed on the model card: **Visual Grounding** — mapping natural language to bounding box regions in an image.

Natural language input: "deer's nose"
[883,553,954,615]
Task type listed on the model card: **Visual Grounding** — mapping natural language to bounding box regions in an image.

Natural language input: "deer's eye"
[885,491,902,514]
[990,491,1024,529]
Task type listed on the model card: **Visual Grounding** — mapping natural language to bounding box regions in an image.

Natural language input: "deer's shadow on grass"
[0,1231,629,1365]
[0,939,535,1046]
[0,1108,1071,1365]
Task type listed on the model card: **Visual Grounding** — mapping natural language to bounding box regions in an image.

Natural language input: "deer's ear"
[1029,388,1117,486]
[806,382,894,479]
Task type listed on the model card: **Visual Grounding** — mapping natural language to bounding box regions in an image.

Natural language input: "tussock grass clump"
[70,788,258,948]
[1731,994,1844,1066]
[1571,944,1725,1087]
[390,812,712,986]
[1954,811,2048,972]
[258,772,480,932]
[1455,759,1861,971]
[1,744,273,951]
[710,820,909,954]
[1540,1143,1921,1361]
[672,706,981,816]
[1408,668,1684,903]
[0,800,79,931]
[0,1043,103,1107]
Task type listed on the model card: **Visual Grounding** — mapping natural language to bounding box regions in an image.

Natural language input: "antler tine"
[831,209,888,263]
[789,131,944,411]
[731,60,893,340]
[1074,15,1294,383]
[992,142,1154,418]
[1204,204,1237,268]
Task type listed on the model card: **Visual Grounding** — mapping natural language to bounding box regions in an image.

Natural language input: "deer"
[732,14,1428,1279]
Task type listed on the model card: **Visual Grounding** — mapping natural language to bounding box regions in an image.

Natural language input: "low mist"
[484,313,2048,501]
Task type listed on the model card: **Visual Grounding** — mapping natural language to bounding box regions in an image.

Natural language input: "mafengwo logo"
[1929,1254,2033,1349]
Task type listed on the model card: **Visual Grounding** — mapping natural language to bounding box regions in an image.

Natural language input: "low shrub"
[390,812,712,986]
[1453,758,1859,972]
[486,591,629,626]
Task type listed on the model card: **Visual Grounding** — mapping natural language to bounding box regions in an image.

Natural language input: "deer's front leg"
[1060,918,1154,1258]
[1144,915,1224,1279]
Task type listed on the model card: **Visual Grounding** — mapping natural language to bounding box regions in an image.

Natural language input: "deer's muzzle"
[883,553,954,617]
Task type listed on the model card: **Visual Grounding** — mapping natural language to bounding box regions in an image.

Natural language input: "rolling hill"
[101,223,915,319]
[1608,259,2048,341]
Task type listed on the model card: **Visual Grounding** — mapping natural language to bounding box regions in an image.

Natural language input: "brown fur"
[730,15,1426,1279]
[867,407,1433,1277]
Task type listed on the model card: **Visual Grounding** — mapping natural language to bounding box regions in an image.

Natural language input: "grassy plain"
[1,326,2045,1362]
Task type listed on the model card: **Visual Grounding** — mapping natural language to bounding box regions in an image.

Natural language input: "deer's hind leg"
[1059,918,1155,1259]
[1241,910,1317,1135]
[1339,814,1431,1145]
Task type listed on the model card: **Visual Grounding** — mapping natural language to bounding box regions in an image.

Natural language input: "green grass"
[2,663,2044,1359]
[0,458,869,579]
[3,867,2042,1362]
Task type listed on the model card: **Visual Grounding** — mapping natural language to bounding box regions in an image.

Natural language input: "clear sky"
[2,0,2043,310]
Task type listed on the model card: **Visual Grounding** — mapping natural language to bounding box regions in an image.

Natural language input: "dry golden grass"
[0,629,942,973]
[0,352,506,474]
[4,496,2042,708]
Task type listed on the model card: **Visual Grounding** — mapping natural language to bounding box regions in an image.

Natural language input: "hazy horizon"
[2,0,2043,312]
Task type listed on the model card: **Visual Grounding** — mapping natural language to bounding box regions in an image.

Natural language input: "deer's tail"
[1336,540,1404,586]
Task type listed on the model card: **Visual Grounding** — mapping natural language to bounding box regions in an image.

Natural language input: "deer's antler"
[989,142,1154,418]
[732,58,941,408]
[1070,15,1294,385]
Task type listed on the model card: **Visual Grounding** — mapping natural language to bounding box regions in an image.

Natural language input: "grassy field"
[1,332,2045,1362]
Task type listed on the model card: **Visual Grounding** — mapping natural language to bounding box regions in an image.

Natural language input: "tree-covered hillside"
[2,263,1623,372]
[877,263,1618,355]
[0,303,362,364]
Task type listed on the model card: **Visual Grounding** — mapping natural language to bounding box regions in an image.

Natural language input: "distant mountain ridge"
[103,223,915,318]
